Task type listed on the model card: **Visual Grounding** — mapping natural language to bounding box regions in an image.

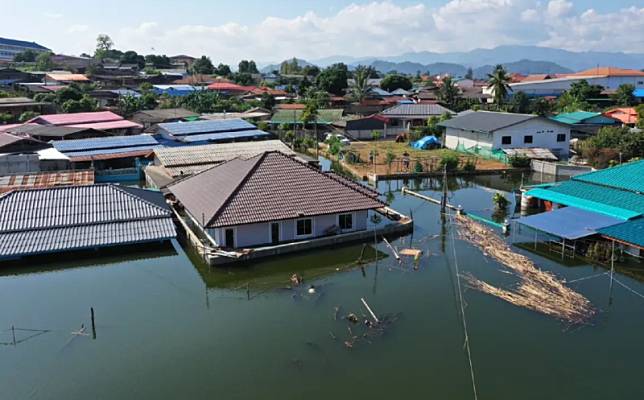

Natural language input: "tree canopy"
[437,76,460,109]
[191,56,215,74]
[13,50,37,62]
[487,65,511,105]
[120,51,145,68]
[612,84,636,106]
[380,74,412,92]
[315,63,349,96]
[238,60,259,74]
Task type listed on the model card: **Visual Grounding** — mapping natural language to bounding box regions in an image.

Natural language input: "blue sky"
[3,1,643,63]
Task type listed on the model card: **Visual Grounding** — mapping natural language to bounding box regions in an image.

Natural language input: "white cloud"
[67,24,89,34]
[96,1,644,64]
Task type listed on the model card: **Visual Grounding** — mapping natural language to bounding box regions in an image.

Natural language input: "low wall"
[531,160,592,178]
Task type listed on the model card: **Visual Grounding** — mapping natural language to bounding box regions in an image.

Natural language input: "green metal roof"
[598,218,644,248]
[550,111,616,125]
[271,109,344,125]
[572,160,644,194]
[525,187,640,220]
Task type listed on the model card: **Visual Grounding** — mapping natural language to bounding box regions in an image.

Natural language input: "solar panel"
[52,135,159,152]
[180,130,271,143]
[159,119,256,136]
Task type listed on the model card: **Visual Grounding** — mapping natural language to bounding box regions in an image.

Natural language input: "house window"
[501,136,512,145]
[296,218,312,236]
[524,135,533,144]
[339,213,353,230]
[557,133,566,142]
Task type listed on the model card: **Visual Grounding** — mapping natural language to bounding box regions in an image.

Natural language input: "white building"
[439,111,571,159]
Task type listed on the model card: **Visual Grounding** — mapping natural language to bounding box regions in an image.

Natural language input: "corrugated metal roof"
[159,119,256,136]
[52,135,158,153]
[67,120,142,130]
[0,184,175,258]
[0,170,94,193]
[517,207,623,240]
[550,111,616,125]
[598,218,644,248]
[382,103,454,118]
[0,37,49,51]
[438,111,537,133]
[31,111,124,126]
[132,108,199,124]
[271,109,344,125]
[66,147,158,161]
[572,160,644,194]
[179,129,270,143]
[168,151,383,228]
[503,148,558,161]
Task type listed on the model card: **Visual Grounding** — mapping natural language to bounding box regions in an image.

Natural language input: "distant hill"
[260,58,313,73]
[473,60,572,78]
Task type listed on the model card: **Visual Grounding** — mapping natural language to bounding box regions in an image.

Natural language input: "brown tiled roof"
[168,151,383,228]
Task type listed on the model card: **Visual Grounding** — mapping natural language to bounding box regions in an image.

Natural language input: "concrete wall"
[0,154,40,175]
[444,127,493,150]
[531,160,593,177]
[208,210,371,248]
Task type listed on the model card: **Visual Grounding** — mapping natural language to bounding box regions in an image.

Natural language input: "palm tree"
[351,65,373,103]
[487,65,511,105]
[437,76,460,109]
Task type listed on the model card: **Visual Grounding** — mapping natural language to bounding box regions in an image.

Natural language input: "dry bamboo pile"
[455,215,595,324]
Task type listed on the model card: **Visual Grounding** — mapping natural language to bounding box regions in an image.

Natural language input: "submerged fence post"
[609,240,616,304]
[91,307,96,340]
[11,325,16,346]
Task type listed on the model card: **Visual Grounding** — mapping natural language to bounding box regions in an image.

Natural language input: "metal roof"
[271,109,344,125]
[52,134,158,153]
[517,207,623,240]
[0,170,94,193]
[65,146,159,160]
[438,111,538,133]
[550,111,617,125]
[503,148,558,161]
[132,108,199,124]
[0,37,50,51]
[381,103,455,118]
[0,184,175,258]
[31,111,124,126]
[168,151,383,228]
[572,160,644,194]
[179,129,270,143]
[159,119,256,136]
[598,218,644,249]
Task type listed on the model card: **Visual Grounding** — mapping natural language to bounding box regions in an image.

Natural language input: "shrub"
[439,153,459,171]
[493,192,510,209]
[462,159,476,172]
[509,155,531,168]
[414,160,424,173]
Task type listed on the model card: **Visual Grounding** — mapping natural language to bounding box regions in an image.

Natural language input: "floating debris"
[345,313,359,323]
[455,214,595,324]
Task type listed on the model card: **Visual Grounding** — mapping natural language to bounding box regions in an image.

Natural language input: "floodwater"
[2,172,644,400]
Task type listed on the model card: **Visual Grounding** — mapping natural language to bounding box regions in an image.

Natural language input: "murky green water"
[2,173,643,400]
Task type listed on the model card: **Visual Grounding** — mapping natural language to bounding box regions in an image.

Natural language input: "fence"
[455,143,509,164]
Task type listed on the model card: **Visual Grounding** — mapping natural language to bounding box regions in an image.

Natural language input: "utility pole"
[441,163,448,214]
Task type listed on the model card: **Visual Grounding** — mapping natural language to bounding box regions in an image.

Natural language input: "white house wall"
[444,127,493,150]
[493,118,570,157]
[510,76,644,96]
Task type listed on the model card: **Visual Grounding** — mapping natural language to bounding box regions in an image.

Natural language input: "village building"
[89,88,141,108]
[603,107,639,126]
[158,118,270,145]
[520,160,644,257]
[0,170,94,193]
[43,72,90,85]
[152,84,204,97]
[380,103,455,135]
[0,67,32,86]
[439,111,571,159]
[270,109,344,127]
[0,37,50,63]
[0,184,176,261]
[338,114,390,140]
[28,111,142,135]
[131,108,200,132]
[144,139,297,188]
[0,132,48,153]
[201,108,271,122]
[169,55,196,69]
[4,124,109,141]
[0,97,51,119]
[550,111,620,138]
[167,151,384,249]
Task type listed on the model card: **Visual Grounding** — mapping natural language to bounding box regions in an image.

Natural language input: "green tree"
[233,72,254,86]
[35,52,54,71]
[509,91,530,113]
[13,49,37,62]
[464,67,473,80]
[280,58,301,75]
[95,34,113,60]
[437,76,460,109]
[612,84,636,106]
[487,64,512,105]
[191,56,215,74]
[568,80,603,101]
[56,86,83,103]
[556,91,592,113]
[582,126,644,167]
[118,95,142,117]
[315,63,349,96]
[351,65,373,103]
[215,63,232,77]
[260,92,276,109]
[531,97,553,116]
[145,54,172,68]
[302,65,320,77]
[636,104,644,129]
[380,74,412,92]
[140,92,157,110]
[120,51,145,68]
[18,111,39,122]
[238,60,259,74]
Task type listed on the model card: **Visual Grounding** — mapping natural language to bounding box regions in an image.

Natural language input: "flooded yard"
[1,172,643,400]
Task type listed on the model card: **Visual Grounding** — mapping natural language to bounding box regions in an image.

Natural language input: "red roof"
[30,111,125,126]
[250,87,288,96]
[572,67,644,77]
[276,103,306,110]
[68,120,142,130]
[604,108,638,125]
[207,82,252,92]
[0,170,94,193]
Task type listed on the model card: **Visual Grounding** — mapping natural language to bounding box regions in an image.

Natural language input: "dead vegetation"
[455,214,595,324]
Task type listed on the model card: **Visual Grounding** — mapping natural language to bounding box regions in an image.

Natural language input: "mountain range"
[260,45,644,77]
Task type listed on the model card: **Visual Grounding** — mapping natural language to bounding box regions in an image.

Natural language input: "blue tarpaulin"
[517,206,623,240]
[411,135,440,150]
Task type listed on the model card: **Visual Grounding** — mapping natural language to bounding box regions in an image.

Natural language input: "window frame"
[556,133,567,142]
[295,218,314,237]
[523,135,533,144]
[338,213,354,231]
[501,136,512,145]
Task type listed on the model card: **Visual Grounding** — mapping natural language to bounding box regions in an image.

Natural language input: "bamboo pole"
[361,297,379,323]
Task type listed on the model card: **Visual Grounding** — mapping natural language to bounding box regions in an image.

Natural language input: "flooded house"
[0,184,176,261]
[166,151,411,264]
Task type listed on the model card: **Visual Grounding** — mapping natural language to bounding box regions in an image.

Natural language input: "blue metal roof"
[159,119,256,136]
[62,145,160,158]
[52,135,159,152]
[179,130,270,143]
[598,218,644,248]
[517,207,623,240]
[0,37,50,51]
[634,88,644,98]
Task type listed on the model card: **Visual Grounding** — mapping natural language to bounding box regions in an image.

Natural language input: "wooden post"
[11,325,16,346]
[91,307,96,339]
[561,238,565,260]
[358,244,366,264]
[246,282,250,301]
[441,164,448,214]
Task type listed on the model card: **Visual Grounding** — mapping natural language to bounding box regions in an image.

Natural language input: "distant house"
[89,88,141,108]
[603,108,639,126]
[207,82,252,94]
[43,73,89,85]
[201,108,271,122]
[169,55,196,68]
[152,85,203,97]
[145,139,297,188]
[5,124,108,141]
[0,37,50,63]
[550,111,619,138]
[29,111,142,135]
[0,184,176,261]
[342,114,390,140]
[0,132,48,153]
[157,118,270,145]
[131,108,200,131]
[439,111,571,159]
[0,97,51,119]
[167,151,384,249]
[0,67,32,86]
[380,103,455,134]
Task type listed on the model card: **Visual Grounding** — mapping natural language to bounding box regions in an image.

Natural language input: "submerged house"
[439,111,571,159]
[157,118,270,145]
[520,160,644,257]
[167,151,384,249]
[0,184,176,261]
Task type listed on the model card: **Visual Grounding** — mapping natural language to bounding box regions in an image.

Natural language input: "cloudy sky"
[3,0,643,64]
